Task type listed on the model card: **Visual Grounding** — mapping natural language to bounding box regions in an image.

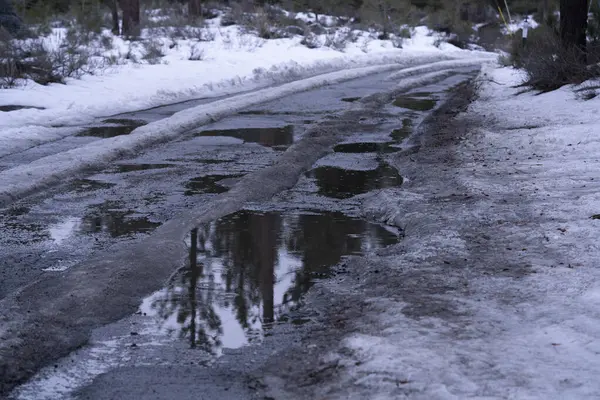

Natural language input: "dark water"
[333,142,398,154]
[112,163,175,173]
[307,164,403,199]
[392,96,437,111]
[78,202,161,237]
[195,126,294,148]
[69,179,116,192]
[0,105,44,112]
[391,118,414,142]
[183,174,244,196]
[147,210,400,352]
[77,120,147,138]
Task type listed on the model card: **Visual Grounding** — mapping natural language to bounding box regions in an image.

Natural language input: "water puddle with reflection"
[184,174,244,195]
[333,142,398,154]
[392,96,437,111]
[44,203,161,240]
[306,164,403,199]
[77,120,147,138]
[143,210,400,352]
[391,118,414,142]
[79,206,161,237]
[195,126,294,148]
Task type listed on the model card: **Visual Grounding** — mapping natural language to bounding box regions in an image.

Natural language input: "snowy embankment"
[322,65,600,398]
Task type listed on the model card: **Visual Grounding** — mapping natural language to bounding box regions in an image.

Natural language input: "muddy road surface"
[1,64,482,399]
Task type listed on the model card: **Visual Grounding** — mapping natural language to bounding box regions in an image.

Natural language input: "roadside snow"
[323,65,600,398]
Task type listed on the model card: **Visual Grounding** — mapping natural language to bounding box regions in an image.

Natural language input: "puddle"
[183,174,244,195]
[166,158,229,164]
[143,210,400,352]
[333,142,398,154]
[65,202,162,237]
[390,118,413,142]
[70,179,116,192]
[112,163,175,173]
[307,164,403,199]
[341,97,361,103]
[392,96,437,111]
[196,126,294,148]
[0,105,44,112]
[77,120,147,138]
[405,91,434,98]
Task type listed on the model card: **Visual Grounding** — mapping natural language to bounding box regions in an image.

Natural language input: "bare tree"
[559,0,587,61]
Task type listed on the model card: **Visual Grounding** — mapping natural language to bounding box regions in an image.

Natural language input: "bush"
[141,37,165,64]
[513,27,599,92]
[0,26,102,87]
[188,42,205,60]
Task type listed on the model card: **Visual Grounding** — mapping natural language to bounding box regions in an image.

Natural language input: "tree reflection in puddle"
[147,210,400,353]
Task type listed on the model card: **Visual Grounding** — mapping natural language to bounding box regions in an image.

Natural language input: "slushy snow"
[324,64,600,399]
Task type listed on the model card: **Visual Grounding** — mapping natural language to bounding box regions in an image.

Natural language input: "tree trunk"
[559,0,588,61]
[106,0,120,35]
[188,0,202,19]
[120,0,140,37]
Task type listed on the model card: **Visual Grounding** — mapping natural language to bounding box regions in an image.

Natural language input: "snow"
[323,65,600,398]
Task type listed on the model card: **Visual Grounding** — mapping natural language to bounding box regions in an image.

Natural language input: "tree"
[188,0,202,19]
[559,0,587,61]
[120,0,139,37]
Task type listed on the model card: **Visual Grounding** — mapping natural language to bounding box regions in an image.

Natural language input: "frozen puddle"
[11,210,400,399]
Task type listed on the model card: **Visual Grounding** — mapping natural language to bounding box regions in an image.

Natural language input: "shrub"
[515,27,599,92]
[301,29,320,49]
[0,26,100,87]
[141,37,166,64]
[188,42,205,60]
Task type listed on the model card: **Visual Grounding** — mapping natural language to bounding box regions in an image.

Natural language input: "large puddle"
[307,164,403,199]
[143,210,400,353]
[195,126,294,148]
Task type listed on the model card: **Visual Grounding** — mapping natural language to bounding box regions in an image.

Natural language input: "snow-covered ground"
[317,65,600,399]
